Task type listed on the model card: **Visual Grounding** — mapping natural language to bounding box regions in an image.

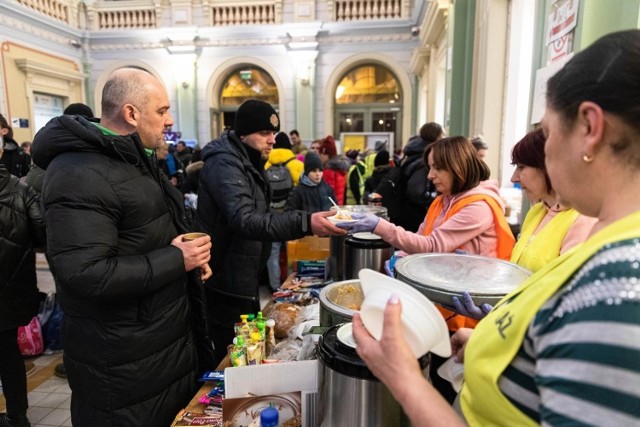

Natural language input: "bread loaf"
[264,302,300,339]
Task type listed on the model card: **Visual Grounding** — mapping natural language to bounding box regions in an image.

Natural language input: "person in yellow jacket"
[265,132,304,289]
[453,128,597,318]
[351,30,640,426]
[265,132,304,186]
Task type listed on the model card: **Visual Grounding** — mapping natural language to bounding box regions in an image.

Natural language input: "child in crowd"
[285,152,335,213]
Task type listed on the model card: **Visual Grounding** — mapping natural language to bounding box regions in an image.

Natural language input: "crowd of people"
[1,29,638,427]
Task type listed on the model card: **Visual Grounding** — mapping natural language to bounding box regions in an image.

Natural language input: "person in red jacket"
[318,135,350,204]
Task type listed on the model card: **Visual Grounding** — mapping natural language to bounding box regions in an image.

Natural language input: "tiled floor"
[24,367,71,427]
[1,254,274,426]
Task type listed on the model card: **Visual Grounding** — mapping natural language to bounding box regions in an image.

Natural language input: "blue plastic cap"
[513,183,521,189]
[260,407,279,426]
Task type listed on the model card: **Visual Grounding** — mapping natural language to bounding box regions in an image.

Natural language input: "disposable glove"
[336,213,381,234]
[452,291,493,320]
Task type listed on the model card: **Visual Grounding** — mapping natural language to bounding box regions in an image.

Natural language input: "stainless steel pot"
[317,324,428,426]
[319,280,363,327]
[343,233,392,280]
[327,205,388,281]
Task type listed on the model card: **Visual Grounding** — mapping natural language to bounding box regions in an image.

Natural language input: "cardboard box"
[287,236,330,269]
[224,360,318,427]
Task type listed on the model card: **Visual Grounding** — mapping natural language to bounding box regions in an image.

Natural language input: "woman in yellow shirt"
[453,128,596,317]
[508,128,596,270]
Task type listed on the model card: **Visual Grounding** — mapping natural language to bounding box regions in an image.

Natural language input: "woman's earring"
[582,154,594,163]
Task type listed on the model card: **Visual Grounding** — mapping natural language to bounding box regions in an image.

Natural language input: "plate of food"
[327,210,357,224]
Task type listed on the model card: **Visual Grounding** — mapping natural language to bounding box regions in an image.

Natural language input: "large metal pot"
[343,233,392,280]
[327,205,388,281]
[319,280,363,327]
[317,324,428,426]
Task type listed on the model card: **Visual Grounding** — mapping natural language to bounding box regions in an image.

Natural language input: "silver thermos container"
[317,324,429,426]
[327,205,388,281]
[343,233,392,280]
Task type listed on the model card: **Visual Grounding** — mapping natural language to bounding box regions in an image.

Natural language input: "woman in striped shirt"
[352,29,640,426]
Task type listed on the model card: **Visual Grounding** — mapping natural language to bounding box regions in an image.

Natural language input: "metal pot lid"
[345,234,390,249]
[395,253,531,295]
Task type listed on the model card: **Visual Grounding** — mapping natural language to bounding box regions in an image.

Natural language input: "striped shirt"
[499,238,640,425]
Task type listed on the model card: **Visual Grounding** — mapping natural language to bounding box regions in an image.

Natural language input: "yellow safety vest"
[345,163,365,205]
[461,210,640,426]
[510,203,580,273]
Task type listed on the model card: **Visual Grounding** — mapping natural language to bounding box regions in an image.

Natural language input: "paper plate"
[352,232,382,240]
[336,323,357,348]
[358,269,451,358]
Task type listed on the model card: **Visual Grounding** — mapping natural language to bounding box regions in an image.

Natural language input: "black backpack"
[265,158,294,208]
[374,166,404,222]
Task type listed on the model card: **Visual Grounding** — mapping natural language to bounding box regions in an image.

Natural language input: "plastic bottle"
[260,406,279,427]
[235,314,251,340]
[265,319,276,357]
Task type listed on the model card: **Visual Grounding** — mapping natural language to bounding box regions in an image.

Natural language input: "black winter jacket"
[285,175,335,213]
[31,115,213,427]
[0,165,45,332]
[396,137,437,232]
[197,130,311,302]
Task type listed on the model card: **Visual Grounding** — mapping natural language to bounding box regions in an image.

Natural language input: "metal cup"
[182,232,208,242]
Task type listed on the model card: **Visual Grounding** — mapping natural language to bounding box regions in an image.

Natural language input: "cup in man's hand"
[182,232,208,242]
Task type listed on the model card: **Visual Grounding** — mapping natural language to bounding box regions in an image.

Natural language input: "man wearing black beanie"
[197,99,345,366]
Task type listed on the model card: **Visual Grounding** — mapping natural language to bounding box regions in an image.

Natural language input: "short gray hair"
[101,68,151,120]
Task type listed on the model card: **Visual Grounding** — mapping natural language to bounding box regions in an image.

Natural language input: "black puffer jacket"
[397,136,437,232]
[197,130,311,301]
[0,165,45,332]
[32,115,212,427]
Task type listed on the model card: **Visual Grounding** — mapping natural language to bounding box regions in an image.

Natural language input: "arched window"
[214,66,279,133]
[335,64,401,104]
[334,64,402,152]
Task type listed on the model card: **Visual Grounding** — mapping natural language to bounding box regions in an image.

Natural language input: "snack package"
[234,314,252,341]
[230,336,247,367]
[246,332,264,365]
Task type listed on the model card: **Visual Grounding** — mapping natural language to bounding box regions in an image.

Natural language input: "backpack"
[373,166,404,222]
[266,157,294,208]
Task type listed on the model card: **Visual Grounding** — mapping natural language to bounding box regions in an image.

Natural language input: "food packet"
[230,336,247,367]
[234,314,252,341]
[246,332,264,365]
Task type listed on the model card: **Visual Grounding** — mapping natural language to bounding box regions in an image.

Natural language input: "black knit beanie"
[64,103,95,119]
[374,150,390,167]
[234,99,280,136]
[304,152,323,174]
[274,132,292,150]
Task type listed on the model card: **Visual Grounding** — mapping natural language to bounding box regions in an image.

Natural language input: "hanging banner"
[546,0,579,45]
[530,54,573,125]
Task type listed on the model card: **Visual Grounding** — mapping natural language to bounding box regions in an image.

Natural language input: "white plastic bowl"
[358,269,451,358]
[327,214,357,225]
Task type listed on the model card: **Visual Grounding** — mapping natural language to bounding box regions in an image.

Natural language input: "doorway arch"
[323,52,412,151]
[205,57,283,139]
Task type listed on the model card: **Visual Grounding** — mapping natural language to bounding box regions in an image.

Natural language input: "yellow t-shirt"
[510,202,580,273]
